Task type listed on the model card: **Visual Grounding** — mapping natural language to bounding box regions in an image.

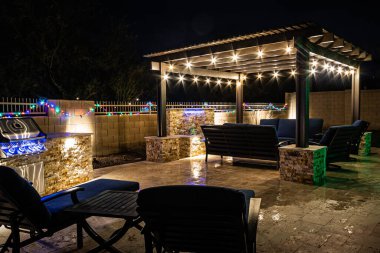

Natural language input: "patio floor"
[1,149,380,253]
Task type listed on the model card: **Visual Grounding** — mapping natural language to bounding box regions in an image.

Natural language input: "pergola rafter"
[145,22,372,148]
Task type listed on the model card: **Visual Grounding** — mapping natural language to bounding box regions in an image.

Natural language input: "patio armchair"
[0,166,139,253]
[137,185,261,253]
[310,125,357,166]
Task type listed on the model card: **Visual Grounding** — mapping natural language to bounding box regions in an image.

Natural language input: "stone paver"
[1,149,380,252]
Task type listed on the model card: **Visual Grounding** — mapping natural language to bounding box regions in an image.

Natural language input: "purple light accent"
[183,109,205,115]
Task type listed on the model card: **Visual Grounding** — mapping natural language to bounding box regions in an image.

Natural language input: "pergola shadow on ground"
[145,22,371,147]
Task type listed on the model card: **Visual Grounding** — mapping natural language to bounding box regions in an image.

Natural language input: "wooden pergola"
[144,23,371,148]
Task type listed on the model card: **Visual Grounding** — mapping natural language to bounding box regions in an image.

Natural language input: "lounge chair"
[0,166,139,253]
[137,185,261,253]
[350,120,370,154]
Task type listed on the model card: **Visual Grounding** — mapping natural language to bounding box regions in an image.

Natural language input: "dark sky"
[126,1,378,55]
[122,0,380,86]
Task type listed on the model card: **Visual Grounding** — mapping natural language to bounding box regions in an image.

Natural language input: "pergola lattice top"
[145,23,371,76]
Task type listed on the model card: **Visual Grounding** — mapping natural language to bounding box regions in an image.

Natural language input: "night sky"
[1,0,379,102]
[124,0,380,95]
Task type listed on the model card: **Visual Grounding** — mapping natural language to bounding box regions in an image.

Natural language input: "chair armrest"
[41,187,84,204]
[247,198,261,246]
[278,141,290,147]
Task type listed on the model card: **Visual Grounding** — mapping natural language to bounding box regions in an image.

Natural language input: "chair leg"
[143,231,153,253]
[0,232,13,253]
[11,223,20,253]
[77,222,83,249]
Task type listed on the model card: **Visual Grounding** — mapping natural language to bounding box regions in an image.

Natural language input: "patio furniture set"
[0,166,261,253]
[201,119,370,168]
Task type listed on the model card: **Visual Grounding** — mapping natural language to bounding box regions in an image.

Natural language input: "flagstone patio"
[1,149,380,253]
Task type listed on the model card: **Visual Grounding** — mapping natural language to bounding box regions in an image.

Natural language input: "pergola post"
[295,45,310,148]
[351,65,361,122]
[236,74,244,123]
[157,62,167,137]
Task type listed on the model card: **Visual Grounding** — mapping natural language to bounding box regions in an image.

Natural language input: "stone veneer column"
[279,145,327,185]
[145,135,205,162]
[358,132,372,156]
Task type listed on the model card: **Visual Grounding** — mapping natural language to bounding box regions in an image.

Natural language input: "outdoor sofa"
[260,118,324,143]
[0,166,139,252]
[201,124,287,167]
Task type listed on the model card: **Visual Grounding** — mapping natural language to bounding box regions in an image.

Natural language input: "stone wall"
[167,109,214,135]
[286,89,380,130]
[0,134,93,195]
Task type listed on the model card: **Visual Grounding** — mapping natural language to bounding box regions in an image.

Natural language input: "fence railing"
[0,98,286,117]
[94,101,287,115]
[0,97,47,116]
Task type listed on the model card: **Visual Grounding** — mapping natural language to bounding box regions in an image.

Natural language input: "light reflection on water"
[186,160,206,185]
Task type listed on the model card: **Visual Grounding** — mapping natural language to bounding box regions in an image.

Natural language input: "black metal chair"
[137,185,261,253]
[0,165,139,252]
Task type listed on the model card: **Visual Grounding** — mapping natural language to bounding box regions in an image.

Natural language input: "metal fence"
[94,101,287,115]
[0,98,286,116]
[0,97,47,116]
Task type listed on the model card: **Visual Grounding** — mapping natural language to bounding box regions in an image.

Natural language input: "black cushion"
[45,179,139,228]
[260,119,280,130]
[277,119,296,138]
[0,166,52,228]
[309,118,324,136]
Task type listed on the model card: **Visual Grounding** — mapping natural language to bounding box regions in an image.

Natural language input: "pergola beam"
[152,61,239,80]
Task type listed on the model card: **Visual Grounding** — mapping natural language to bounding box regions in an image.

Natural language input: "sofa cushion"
[260,119,280,130]
[45,179,139,228]
[309,118,324,137]
[277,119,296,139]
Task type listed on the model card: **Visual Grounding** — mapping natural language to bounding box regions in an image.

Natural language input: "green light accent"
[55,106,60,114]
[107,112,112,116]
[95,104,100,107]
[90,108,95,112]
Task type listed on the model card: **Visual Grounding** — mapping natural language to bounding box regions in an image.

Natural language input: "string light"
[163,74,169,80]
[193,76,199,83]
[216,79,222,85]
[179,75,185,82]
[350,69,355,75]
[169,64,174,71]
[257,73,262,79]
[344,70,349,76]
[312,59,318,67]
[273,71,279,78]
[211,57,217,64]
[323,63,330,70]
[286,46,292,54]
[232,53,239,62]
[311,68,316,75]
[257,50,263,58]
[227,80,232,85]
[329,66,335,72]
[206,78,211,84]
[337,67,343,74]
[185,62,192,68]
[291,69,296,76]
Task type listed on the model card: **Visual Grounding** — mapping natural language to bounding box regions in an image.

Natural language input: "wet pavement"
[1,148,380,252]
